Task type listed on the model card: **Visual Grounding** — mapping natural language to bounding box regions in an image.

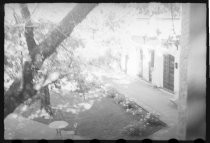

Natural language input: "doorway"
[139,49,143,77]
[163,54,175,91]
[149,50,155,82]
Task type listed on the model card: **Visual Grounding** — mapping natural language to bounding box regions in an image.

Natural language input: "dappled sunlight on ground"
[6,65,169,139]
[65,108,77,114]
[20,105,28,112]
[14,104,30,115]
[61,80,79,92]
[91,67,178,139]
[6,113,32,130]
[5,113,57,140]
[87,65,137,86]
[113,78,132,85]
[63,99,95,114]
[10,113,20,120]
[78,102,93,110]
[28,109,51,120]
[53,102,70,110]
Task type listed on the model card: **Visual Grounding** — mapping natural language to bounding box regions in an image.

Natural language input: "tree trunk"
[40,86,53,115]
[40,86,50,109]
[4,61,36,118]
[4,3,97,119]
[31,3,98,68]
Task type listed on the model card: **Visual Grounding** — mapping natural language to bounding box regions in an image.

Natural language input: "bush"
[125,100,139,110]
[132,109,145,120]
[106,88,118,98]
[121,121,147,136]
[144,114,162,126]
[114,94,126,104]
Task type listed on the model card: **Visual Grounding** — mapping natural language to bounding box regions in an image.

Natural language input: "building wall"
[127,46,141,76]
[152,45,164,87]
[129,37,180,96]
[125,16,181,96]
[142,46,150,81]
[174,49,180,96]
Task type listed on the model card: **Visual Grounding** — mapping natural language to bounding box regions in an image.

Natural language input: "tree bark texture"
[4,61,36,118]
[4,3,97,119]
[32,3,98,68]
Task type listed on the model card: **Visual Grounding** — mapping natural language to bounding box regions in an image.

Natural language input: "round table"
[48,121,69,138]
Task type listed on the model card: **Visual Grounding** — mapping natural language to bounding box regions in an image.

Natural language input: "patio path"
[90,67,179,139]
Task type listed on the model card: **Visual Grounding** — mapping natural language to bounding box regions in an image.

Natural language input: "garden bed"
[16,86,167,140]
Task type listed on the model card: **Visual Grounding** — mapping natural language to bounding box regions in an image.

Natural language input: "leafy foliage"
[104,87,164,137]
[4,3,181,121]
[4,24,28,91]
[106,88,118,98]
[114,94,126,104]
[130,3,181,17]
[4,13,87,92]
[121,121,147,136]
[33,20,57,44]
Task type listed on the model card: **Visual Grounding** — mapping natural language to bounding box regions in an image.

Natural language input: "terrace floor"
[4,66,178,140]
[90,66,179,140]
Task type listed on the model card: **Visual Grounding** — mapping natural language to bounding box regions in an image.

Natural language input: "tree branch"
[32,3,97,68]
[4,4,37,119]
[20,4,37,58]
[4,3,97,119]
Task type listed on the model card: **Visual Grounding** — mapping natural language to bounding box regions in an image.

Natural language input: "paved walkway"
[4,66,178,140]
[91,67,178,139]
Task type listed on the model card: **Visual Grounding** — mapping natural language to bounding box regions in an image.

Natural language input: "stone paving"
[91,68,179,140]
[4,66,179,140]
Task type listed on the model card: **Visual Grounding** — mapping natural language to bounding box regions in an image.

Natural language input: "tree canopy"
[4,3,181,118]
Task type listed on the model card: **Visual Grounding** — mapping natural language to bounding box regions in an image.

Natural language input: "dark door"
[139,49,143,77]
[149,50,155,82]
[149,62,152,82]
[163,54,175,91]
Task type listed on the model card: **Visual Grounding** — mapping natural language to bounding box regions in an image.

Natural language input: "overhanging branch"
[20,4,37,58]
[4,3,97,119]
[32,3,97,68]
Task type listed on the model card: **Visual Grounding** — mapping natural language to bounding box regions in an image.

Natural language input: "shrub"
[121,121,147,136]
[125,100,139,110]
[88,80,102,89]
[134,108,143,115]
[144,114,162,126]
[114,94,126,104]
[106,88,118,98]
[132,109,145,120]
